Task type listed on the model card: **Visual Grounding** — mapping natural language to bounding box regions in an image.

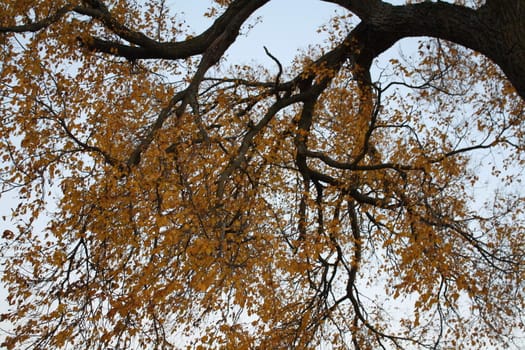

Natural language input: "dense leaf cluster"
[0,0,524,348]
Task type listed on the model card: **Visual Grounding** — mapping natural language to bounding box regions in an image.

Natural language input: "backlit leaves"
[0,0,524,349]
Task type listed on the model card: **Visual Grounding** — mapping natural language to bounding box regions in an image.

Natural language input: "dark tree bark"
[323,0,525,98]
[1,0,522,96]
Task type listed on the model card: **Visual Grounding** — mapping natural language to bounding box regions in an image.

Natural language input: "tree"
[0,0,524,348]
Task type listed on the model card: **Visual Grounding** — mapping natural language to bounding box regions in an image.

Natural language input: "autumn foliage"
[0,0,524,349]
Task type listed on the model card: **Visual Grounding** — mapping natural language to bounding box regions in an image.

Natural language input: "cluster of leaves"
[0,0,524,349]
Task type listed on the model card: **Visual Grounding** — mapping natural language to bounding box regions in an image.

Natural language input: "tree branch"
[77,0,270,61]
[0,5,74,33]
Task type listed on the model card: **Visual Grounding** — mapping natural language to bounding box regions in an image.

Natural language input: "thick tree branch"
[323,0,524,98]
[77,0,270,61]
[321,0,384,20]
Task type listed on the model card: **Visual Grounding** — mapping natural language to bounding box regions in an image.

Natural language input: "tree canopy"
[0,0,524,348]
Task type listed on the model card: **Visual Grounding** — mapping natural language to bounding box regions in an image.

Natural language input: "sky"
[173,0,344,66]
[171,0,410,67]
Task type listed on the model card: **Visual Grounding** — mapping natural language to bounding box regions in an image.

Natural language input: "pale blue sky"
[172,0,344,65]
[169,0,417,75]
